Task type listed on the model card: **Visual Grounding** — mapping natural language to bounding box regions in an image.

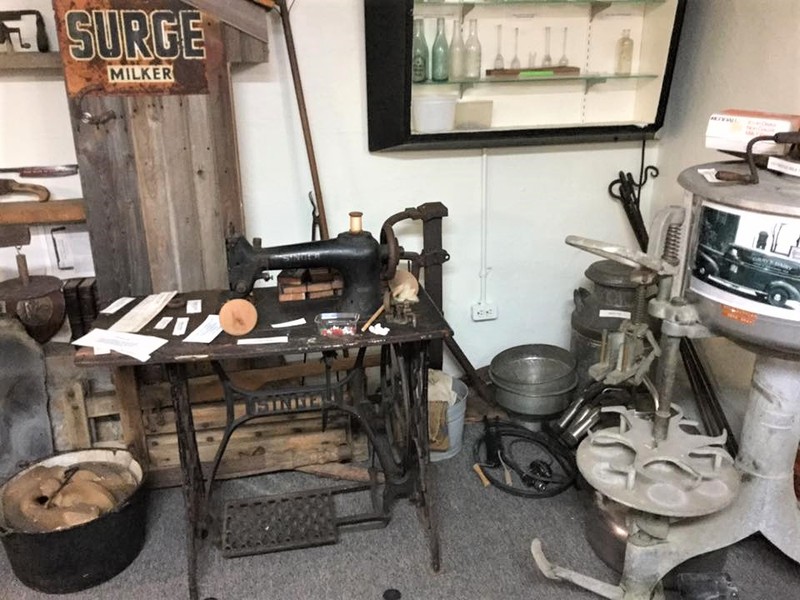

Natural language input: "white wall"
[233,0,649,370]
[0,0,658,372]
[0,0,87,281]
[652,0,800,209]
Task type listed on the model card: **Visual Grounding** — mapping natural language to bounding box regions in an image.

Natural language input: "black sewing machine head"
[226,212,401,316]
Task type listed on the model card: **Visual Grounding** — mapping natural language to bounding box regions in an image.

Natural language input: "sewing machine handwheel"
[380,223,401,281]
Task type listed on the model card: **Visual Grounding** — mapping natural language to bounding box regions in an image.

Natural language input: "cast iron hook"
[74,84,116,125]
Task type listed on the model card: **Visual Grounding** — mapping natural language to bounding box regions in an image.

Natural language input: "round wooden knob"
[219,298,258,336]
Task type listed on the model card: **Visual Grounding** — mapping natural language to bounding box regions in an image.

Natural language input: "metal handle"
[73,84,116,125]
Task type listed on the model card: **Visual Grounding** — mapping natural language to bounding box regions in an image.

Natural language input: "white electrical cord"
[479,148,490,304]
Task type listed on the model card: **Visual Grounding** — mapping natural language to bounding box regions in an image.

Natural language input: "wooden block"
[308,267,335,283]
[306,280,336,293]
[279,291,307,302]
[308,290,335,299]
[279,281,308,293]
[277,268,308,285]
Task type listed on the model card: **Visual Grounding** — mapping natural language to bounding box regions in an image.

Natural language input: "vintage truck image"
[693,206,800,308]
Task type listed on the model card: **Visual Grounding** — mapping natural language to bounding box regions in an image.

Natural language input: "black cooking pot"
[0,449,148,594]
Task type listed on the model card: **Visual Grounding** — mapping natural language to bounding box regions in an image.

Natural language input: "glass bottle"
[464,19,482,80]
[412,19,428,83]
[449,20,466,81]
[431,18,449,81]
[614,29,633,75]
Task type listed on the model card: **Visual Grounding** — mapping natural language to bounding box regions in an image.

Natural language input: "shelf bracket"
[584,77,608,92]
[590,1,613,21]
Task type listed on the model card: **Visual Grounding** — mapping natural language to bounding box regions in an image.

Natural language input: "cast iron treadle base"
[221,489,338,558]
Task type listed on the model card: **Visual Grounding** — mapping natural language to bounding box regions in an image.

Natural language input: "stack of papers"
[73,329,169,363]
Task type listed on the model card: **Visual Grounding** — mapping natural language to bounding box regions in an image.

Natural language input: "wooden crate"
[55,358,374,488]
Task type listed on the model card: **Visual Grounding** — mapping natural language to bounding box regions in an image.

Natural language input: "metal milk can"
[570,260,639,391]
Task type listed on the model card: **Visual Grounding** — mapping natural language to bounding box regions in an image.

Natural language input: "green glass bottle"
[431,17,449,82]
[412,19,428,83]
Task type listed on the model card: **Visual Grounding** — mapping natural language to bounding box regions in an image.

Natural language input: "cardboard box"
[706,109,800,155]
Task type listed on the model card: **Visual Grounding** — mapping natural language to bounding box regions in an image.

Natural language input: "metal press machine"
[532,154,800,599]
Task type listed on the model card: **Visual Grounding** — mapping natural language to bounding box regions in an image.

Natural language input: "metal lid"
[679,161,800,217]
[584,260,637,289]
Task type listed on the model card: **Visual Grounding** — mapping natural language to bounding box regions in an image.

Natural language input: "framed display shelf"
[365,0,685,151]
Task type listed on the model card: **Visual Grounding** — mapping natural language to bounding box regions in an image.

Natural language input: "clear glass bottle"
[412,19,428,83]
[431,17,449,81]
[449,19,466,81]
[464,19,482,80]
[614,29,633,75]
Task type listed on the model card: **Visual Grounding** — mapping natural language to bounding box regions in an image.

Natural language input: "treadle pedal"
[221,489,338,558]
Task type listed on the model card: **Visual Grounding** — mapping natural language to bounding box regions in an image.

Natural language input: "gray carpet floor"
[2,424,799,600]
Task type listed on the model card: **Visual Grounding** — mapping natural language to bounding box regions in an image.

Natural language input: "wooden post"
[112,366,147,461]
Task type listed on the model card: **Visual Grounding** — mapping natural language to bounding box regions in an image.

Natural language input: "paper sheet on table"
[183,315,222,344]
[110,291,177,333]
[72,328,168,363]
[100,297,136,315]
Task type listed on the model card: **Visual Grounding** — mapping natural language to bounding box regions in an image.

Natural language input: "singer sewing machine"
[226,210,399,317]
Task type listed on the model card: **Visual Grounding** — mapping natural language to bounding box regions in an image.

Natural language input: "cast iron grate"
[221,489,338,558]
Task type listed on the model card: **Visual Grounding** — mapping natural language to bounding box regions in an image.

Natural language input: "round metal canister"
[570,260,639,391]
[679,162,800,355]
[489,344,577,419]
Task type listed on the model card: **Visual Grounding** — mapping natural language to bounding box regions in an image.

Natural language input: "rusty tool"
[274,0,329,240]
[0,164,78,178]
[0,179,50,202]
[0,10,48,52]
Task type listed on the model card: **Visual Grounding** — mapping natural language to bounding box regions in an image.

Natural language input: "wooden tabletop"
[74,287,452,368]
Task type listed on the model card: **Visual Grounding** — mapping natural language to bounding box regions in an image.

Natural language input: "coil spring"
[663,223,683,265]
[632,284,648,324]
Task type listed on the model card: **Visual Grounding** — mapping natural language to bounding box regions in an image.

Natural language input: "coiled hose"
[472,420,577,498]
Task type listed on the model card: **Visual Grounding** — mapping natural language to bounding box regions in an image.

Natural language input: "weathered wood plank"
[139,352,381,409]
[147,432,367,489]
[148,429,355,469]
[205,20,245,238]
[71,96,152,304]
[146,405,348,436]
[0,199,86,226]
[60,381,92,449]
[186,94,228,287]
[180,0,270,43]
[112,366,147,461]
[223,24,269,65]
[85,392,120,419]
[128,96,205,292]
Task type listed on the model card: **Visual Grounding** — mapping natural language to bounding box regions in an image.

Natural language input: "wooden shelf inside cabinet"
[0,52,63,72]
[0,199,87,226]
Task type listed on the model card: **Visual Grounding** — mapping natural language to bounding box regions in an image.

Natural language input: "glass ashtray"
[314,312,360,337]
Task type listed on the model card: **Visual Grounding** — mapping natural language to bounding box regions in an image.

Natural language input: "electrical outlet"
[471,302,498,321]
